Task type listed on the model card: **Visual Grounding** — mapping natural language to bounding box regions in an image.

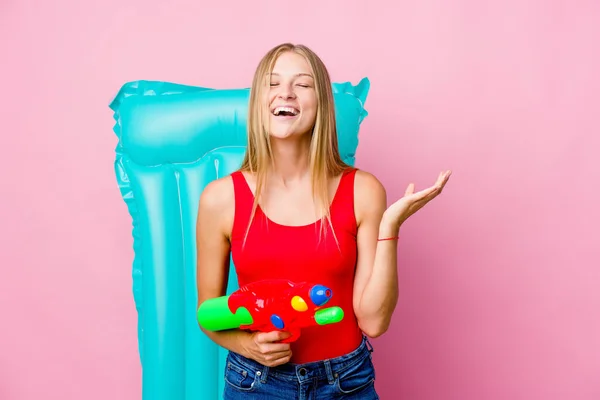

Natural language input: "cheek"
[307,99,318,116]
[301,93,317,112]
[262,95,274,116]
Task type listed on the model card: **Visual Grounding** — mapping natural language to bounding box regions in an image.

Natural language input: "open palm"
[384,170,452,228]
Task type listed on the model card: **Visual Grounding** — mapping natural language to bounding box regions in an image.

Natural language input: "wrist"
[379,215,401,237]
[234,330,254,358]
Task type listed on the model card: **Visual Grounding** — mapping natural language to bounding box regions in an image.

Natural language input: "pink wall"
[1,1,598,399]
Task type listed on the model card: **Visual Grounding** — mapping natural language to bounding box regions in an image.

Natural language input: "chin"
[269,129,303,140]
[268,121,313,141]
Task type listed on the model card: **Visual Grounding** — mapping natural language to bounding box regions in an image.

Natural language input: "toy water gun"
[197,279,344,343]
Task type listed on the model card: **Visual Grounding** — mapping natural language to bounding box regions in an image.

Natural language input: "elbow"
[355,299,397,338]
[196,294,214,331]
[358,318,391,339]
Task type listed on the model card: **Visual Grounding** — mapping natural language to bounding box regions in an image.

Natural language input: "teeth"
[273,106,299,116]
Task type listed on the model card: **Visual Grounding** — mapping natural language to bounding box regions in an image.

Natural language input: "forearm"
[197,292,253,357]
[200,327,253,357]
[357,222,400,336]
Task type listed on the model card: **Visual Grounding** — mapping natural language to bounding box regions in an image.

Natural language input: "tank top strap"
[230,170,253,200]
[330,167,358,216]
[338,167,358,198]
[230,171,256,237]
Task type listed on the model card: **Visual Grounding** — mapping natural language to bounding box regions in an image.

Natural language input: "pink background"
[1,1,599,399]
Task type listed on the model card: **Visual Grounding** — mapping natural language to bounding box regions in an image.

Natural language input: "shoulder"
[198,175,235,233]
[353,169,386,202]
[352,169,387,224]
[353,169,385,194]
[199,175,235,209]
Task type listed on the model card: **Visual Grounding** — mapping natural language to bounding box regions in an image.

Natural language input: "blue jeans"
[223,336,379,399]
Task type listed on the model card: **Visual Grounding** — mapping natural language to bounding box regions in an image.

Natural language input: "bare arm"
[195,177,250,354]
[352,169,452,337]
[196,176,292,365]
[352,171,398,337]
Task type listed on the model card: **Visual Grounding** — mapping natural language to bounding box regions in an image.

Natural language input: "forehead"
[270,52,313,77]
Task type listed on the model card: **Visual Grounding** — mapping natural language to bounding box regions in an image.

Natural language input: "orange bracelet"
[377,236,400,241]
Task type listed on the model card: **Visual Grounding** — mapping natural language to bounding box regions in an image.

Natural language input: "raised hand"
[382,170,452,230]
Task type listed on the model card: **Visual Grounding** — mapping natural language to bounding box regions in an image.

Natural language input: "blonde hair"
[239,43,350,242]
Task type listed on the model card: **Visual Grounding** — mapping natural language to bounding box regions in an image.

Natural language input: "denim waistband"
[227,335,374,383]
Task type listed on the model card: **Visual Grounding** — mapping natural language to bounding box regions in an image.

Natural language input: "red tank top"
[229,168,363,364]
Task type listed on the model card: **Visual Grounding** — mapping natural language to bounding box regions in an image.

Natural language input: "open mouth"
[272,106,300,117]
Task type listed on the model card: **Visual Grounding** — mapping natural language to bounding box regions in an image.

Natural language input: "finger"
[260,342,291,355]
[410,185,438,201]
[408,186,441,208]
[437,170,452,187]
[265,353,292,367]
[434,172,451,195]
[427,171,451,197]
[256,330,291,344]
[431,172,443,188]
[425,183,444,200]
[261,349,292,361]
[404,183,415,196]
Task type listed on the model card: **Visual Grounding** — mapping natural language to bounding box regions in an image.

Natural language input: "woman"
[196,43,451,399]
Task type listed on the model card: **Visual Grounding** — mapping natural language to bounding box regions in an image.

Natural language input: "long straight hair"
[239,43,350,243]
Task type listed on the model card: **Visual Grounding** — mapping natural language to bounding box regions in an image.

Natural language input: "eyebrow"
[268,72,314,78]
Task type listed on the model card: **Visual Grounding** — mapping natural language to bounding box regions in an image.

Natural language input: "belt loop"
[258,365,269,383]
[323,360,335,384]
[365,336,374,353]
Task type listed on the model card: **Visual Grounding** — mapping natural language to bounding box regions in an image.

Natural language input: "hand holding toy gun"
[197,279,344,343]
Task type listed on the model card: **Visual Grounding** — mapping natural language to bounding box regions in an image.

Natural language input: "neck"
[268,135,312,184]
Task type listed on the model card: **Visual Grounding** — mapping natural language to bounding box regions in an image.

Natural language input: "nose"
[277,83,296,100]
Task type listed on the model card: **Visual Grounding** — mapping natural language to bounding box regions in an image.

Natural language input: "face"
[264,51,318,140]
